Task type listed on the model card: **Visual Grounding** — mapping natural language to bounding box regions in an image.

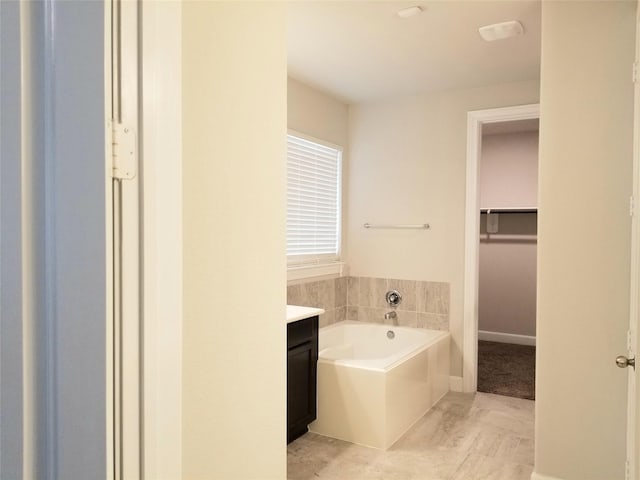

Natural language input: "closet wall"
[478,128,538,341]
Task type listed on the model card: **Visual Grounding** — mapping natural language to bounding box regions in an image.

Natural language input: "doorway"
[476,119,538,400]
[462,104,540,394]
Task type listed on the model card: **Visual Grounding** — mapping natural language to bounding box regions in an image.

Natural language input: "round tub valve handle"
[386,290,403,307]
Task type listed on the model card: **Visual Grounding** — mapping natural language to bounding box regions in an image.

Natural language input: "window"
[287,132,342,275]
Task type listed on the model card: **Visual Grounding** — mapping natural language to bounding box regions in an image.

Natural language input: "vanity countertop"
[287,305,324,324]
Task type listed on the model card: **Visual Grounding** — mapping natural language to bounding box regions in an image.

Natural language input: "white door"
[623,4,640,478]
[110,0,141,478]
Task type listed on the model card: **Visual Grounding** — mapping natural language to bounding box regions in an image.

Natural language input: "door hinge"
[111,123,137,180]
[633,62,638,84]
[630,196,635,217]
[625,459,630,480]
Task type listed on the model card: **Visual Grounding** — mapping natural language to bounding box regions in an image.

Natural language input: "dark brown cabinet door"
[287,316,318,443]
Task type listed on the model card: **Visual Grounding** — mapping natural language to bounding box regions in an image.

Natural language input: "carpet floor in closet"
[477,341,535,400]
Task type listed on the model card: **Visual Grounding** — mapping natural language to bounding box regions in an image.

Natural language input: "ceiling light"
[478,20,524,42]
[397,6,423,18]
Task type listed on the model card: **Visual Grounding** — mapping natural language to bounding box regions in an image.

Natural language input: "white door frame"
[628,2,640,477]
[111,0,141,476]
[110,2,183,478]
[139,2,183,479]
[462,103,540,393]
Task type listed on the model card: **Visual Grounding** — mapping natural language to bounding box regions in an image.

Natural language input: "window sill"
[287,262,345,282]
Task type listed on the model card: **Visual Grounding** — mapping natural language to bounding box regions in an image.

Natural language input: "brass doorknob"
[616,355,636,369]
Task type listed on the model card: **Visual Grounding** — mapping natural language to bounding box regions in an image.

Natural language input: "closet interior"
[477,118,539,400]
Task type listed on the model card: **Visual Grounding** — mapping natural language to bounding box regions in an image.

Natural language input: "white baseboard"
[449,376,464,392]
[531,473,565,480]
[478,330,536,346]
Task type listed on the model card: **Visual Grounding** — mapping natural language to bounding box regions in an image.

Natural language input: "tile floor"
[287,392,534,480]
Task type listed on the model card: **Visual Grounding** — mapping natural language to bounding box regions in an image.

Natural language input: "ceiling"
[287,1,541,104]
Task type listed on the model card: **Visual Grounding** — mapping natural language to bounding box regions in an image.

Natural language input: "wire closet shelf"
[480,207,537,214]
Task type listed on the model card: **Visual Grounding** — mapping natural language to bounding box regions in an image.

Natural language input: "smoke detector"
[478,20,524,42]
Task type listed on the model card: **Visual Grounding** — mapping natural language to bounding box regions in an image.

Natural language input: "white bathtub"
[309,321,450,450]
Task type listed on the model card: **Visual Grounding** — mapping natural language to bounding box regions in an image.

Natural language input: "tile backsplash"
[287,276,450,331]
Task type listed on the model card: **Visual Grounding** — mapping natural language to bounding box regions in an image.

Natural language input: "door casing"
[109,1,184,478]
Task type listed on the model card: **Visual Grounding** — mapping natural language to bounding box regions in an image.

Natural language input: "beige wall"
[287,77,348,148]
[347,80,540,376]
[479,132,538,337]
[480,131,539,209]
[479,215,537,338]
[182,3,286,479]
[535,2,635,479]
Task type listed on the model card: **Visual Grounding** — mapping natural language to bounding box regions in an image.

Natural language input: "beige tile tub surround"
[287,277,348,327]
[350,277,450,330]
[287,276,450,331]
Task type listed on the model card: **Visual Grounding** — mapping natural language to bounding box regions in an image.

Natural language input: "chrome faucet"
[384,310,398,326]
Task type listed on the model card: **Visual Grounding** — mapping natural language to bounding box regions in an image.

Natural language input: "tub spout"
[384,311,398,325]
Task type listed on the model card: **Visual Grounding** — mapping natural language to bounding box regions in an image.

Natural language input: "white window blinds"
[287,133,342,265]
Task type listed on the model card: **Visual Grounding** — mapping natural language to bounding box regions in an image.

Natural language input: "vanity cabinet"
[287,315,318,443]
